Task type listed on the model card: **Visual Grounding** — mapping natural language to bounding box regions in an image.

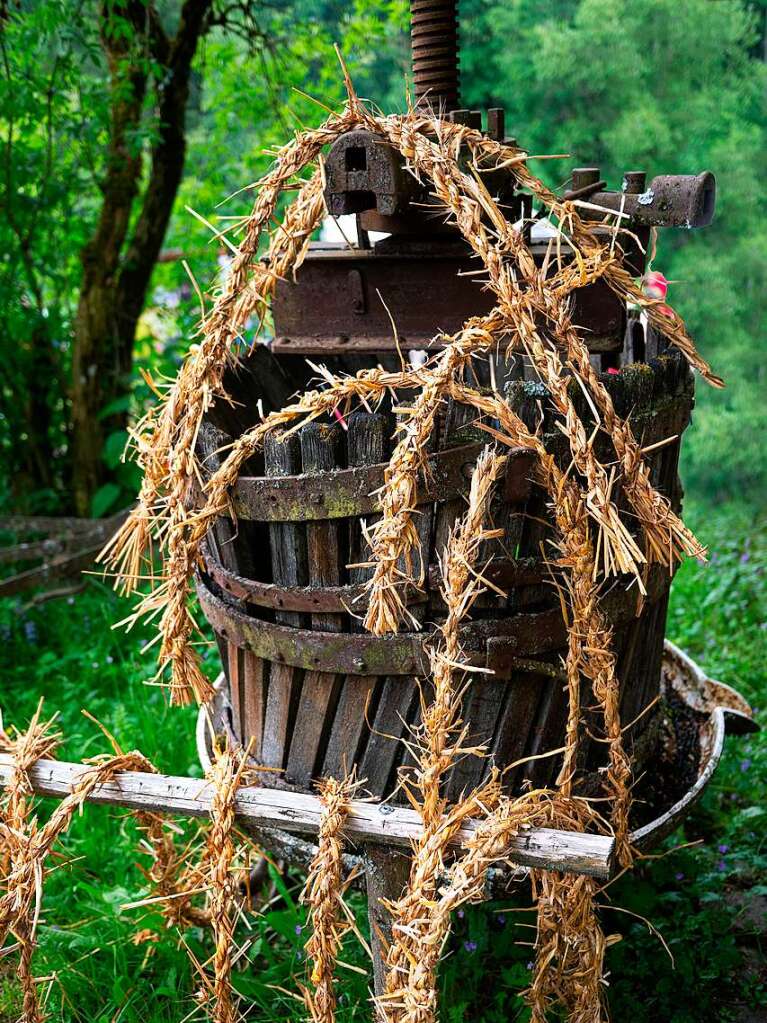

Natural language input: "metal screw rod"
[410,0,460,112]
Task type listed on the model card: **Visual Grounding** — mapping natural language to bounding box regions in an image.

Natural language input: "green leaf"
[97,394,132,420]
[102,430,129,469]
[90,481,121,518]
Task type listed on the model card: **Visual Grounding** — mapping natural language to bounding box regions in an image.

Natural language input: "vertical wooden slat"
[348,411,415,797]
[342,411,400,792]
[197,422,238,575]
[445,675,508,801]
[525,668,570,789]
[359,676,419,797]
[262,433,308,771]
[489,672,544,793]
[241,652,265,759]
[286,423,345,786]
[226,644,243,741]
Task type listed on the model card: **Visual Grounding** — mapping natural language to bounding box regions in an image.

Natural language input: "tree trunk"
[71,5,147,515]
[70,0,212,515]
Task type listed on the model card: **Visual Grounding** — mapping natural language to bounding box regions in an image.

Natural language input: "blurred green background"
[0,1,765,1021]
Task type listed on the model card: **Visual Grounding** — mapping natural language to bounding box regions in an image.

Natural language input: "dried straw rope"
[301,774,358,1023]
[528,870,613,1023]
[85,83,722,1023]
[194,747,250,1023]
[380,448,511,1020]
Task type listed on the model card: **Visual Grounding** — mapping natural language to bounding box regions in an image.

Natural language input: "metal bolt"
[486,108,505,141]
[571,167,601,190]
[622,171,646,194]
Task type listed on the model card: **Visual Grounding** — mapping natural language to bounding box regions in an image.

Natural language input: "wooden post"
[363,843,412,997]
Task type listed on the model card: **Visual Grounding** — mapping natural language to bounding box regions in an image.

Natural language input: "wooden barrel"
[197,339,694,802]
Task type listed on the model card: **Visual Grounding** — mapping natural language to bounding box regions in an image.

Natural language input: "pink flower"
[643,270,672,317]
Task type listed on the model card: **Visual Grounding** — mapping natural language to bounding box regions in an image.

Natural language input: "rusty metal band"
[201,538,543,614]
[230,441,535,523]
[197,570,670,678]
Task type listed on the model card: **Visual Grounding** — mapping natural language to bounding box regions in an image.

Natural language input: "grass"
[0,499,765,1022]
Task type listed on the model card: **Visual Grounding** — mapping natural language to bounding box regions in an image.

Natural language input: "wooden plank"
[226,644,243,741]
[287,423,345,786]
[262,433,307,773]
[445,676,508,802]
[198,423,242,576]
[322,674,377,779]
[261,663,294,771]
[359,676,417,798]
[241,651,265,761]
[490,672,543,792]
[0,755,614,877]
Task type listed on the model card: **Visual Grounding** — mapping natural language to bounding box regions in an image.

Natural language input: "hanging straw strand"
[302,774,358,1023]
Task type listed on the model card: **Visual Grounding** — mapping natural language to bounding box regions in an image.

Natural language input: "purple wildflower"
[526,962,534,971]
[740,758,752,772]
[716,860,727,873]
[294,924,303,936]
[718,844,729,854]
[496,914,506,926]
[456,909,464,920]
[741,552,750,564]
[675,872,685,881]
[463,941,477,953]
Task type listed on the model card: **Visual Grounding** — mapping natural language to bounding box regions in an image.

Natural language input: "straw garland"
[301,774,358,1023]
[194,747,250,1023]
[528,870,613,1023]
[449,382,633,864]
[379,448,514,1020]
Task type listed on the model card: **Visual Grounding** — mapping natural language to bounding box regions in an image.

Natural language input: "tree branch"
[115,0,214,331]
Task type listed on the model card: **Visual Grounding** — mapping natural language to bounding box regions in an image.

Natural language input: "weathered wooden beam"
[0,755,614,878]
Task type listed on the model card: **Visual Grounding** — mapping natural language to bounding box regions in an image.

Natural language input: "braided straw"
[195,747,250,1023]
[101,94,714,703]
[528,870,612,1023]
[380,448,508,1017]
[450,383,633,865]
[88,81,721,1023]
[302,774,358,1023]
